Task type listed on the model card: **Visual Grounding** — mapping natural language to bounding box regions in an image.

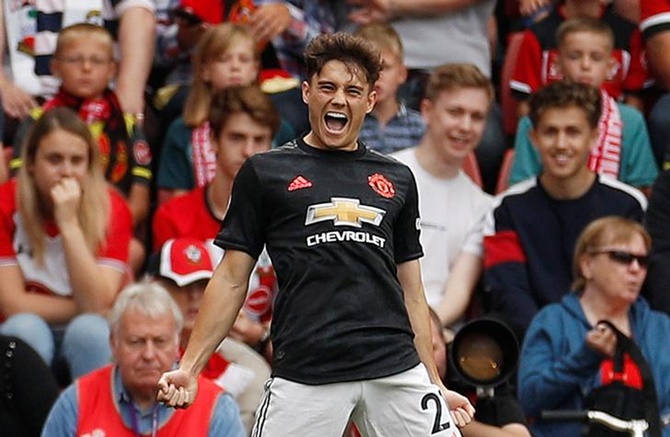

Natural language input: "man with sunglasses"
[482,80,647,338]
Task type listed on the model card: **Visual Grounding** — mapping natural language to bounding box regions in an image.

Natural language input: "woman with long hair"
[0,107,132,379]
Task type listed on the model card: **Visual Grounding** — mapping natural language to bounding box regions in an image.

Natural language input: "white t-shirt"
[392,148,493,307]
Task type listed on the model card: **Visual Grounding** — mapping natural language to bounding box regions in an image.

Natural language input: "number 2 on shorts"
[421,392,451,434]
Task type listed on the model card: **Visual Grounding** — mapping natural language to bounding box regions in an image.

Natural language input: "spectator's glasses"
[56,56,112,66]
[589,250,650,268]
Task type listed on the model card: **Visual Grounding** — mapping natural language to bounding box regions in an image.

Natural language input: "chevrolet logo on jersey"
[305,198,387,248]
[305,197,385,227]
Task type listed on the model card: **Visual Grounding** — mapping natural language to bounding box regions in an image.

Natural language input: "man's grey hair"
[108,281,184,335]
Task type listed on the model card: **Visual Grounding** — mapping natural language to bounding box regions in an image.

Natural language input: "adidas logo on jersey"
[288,175,313,191]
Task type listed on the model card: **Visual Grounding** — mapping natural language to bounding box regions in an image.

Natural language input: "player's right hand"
[442,387,475,428]
[157,369,199,409]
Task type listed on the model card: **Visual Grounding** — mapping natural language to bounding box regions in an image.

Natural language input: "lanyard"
[129,401,159,437]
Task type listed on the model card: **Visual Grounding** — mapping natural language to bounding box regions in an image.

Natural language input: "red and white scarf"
[588,90,622,179]
[191,122,217,187]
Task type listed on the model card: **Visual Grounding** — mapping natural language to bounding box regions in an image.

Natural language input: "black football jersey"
[215,137,423,384]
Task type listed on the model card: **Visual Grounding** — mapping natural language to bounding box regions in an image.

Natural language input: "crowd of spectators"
[2,0,670,436]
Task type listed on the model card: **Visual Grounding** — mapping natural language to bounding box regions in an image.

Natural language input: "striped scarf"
[588,90,622,179]
[191,122,217,188]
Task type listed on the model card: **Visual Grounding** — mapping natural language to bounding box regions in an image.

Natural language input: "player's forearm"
[180,259,250,376]
[398,260,442,384]
[408,297,442,383]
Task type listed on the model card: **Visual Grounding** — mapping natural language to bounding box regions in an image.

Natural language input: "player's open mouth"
[324,112,348,133]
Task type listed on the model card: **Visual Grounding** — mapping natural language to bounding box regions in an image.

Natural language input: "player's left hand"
[442,386,475,428]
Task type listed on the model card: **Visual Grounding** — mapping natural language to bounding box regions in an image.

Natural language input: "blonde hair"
[424,63,494,104]
[572,216,651,292]
[17,108,110,265]
[54,22,114,59]
[183,23,258,127]
[354,22,404,60]
[557,17,615,53]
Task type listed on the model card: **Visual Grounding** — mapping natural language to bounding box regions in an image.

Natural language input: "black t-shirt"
[216,137,423,384]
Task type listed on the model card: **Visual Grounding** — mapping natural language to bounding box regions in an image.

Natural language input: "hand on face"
[585,322,617,358]
[51,177,82,227]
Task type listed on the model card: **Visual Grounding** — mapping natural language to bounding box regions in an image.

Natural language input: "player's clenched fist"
[157,369,199,409]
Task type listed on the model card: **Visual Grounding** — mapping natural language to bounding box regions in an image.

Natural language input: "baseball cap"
[147,238,214,287]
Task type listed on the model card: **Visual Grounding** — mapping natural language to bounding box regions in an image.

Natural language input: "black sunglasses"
[590,250,650,268]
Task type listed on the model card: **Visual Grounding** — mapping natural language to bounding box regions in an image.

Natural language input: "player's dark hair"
[303,32,382,87]
[528,80,602,128]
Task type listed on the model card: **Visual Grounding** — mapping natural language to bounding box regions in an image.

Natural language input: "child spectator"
[484,81,646,337]
[10,23,152,227]
[509,0,647,116]
[354,23,424,155]
[0,108,132,380]
[509,17,658,194]
[156,23,292,204]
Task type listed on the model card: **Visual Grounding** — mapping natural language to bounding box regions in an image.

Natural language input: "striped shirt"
[359,102,425,155]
